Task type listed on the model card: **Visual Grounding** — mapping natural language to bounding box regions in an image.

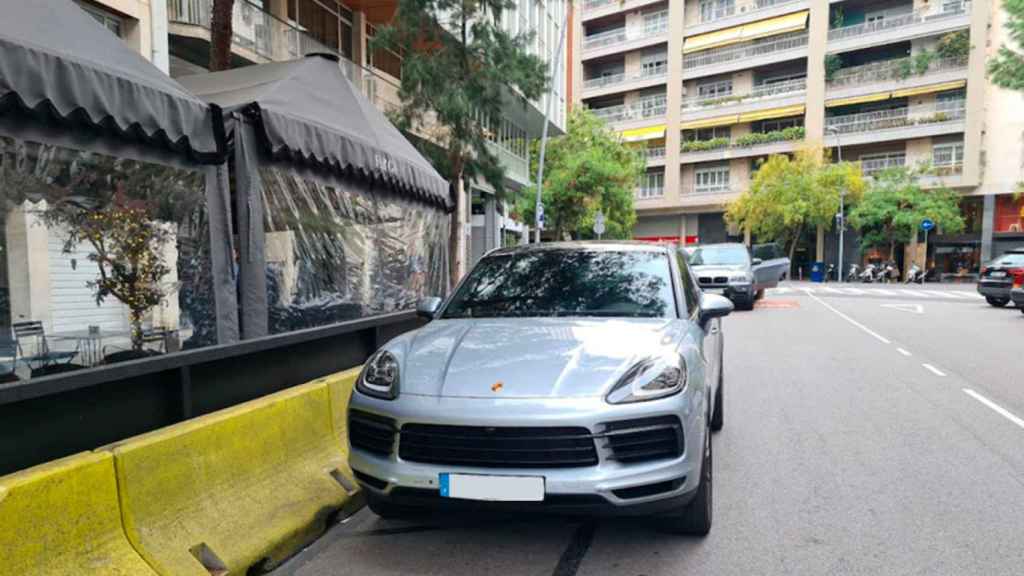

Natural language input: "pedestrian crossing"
[769,284,985,301]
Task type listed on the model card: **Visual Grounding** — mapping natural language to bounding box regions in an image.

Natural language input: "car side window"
[676,250,701,316]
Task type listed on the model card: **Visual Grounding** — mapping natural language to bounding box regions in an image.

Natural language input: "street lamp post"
[827,126,845,282]
[534,2,570,244]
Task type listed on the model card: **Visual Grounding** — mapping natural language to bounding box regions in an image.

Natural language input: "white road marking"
[772,287,792,294]
[807,292,891,344]
[934,291,969,299]
[963,389,1024,431]
[871,288,897,296]
[822,286,843,294]
[964,292,985,299]
[922,363,946,377]
[841,287,865,295]
[881,303,924,314]
[801,287,816,295]
[903,290,929,298]
[897,348,912,357]
[922,290,962,299]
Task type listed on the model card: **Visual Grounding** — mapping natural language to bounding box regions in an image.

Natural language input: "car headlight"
[357,350,401,400]
[606,355,687,404]
[728,274,749,284]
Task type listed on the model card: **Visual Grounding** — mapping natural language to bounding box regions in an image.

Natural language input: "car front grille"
[602,416,684,464]
[699,276,729,286]
[398,424,599,468]
[349,410,398,456]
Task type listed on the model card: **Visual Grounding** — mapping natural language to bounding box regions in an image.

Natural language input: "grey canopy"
[179,54,450,208]
[0,0,223,162]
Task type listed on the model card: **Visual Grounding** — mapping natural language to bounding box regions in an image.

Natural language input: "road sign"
[921,218,935,232]
[593,210,606,239]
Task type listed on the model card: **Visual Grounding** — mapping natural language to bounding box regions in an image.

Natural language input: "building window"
[697,79,733,99]
[644,10,668,34]
[289,0,355,60]
[700,0,735,22]
[74,1,124,37]
[641,51,668,77]
[694,164,731,193]
[932,142,965,168]
[366,23,402,79]
[638,171,665,198]
[758,116,803,133]
[683,126,731,142]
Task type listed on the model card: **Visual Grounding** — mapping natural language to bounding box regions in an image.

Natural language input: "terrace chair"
[0,334,19,383]
[12,321,78,370]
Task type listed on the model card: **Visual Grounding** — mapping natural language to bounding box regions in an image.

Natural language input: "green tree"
[988,0,1024,90]
[848,167,965,260]
[372,0,547,284]
[517,108,643,240]
[726,148,865,261]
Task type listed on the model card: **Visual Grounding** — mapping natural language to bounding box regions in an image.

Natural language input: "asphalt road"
[274,282,1024,576]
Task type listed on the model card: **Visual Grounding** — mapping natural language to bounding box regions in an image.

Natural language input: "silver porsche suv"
[348,242,732,535]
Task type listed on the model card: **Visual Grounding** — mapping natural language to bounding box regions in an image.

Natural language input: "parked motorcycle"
[905,264,926,284]
[846,264,861,283]
[881,261,899,284]
[860,263,878,283]
[824,263,836,282]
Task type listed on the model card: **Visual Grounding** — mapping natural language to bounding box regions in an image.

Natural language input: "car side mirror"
[751,258,763,266]
[416,296,443,319]
[699,294,734,328]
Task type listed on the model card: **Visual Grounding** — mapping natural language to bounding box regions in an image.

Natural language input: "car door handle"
[709,325,719,335]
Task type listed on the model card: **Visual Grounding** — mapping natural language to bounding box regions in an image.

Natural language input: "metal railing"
[828,56,968,88]
[645,146,666,161]
[680,184,742,196]
[591,95,668,123]
[860,155,907,175]
[684,32,808,69]
[583,0,616,11]
[828,1,970,42]
[583,13,669,51]
[636,186,665,199]
[825,100,966,135]
[681,77,806,109]
[698,0,803,24]
[583,62,669,91]
[168,0,339,62]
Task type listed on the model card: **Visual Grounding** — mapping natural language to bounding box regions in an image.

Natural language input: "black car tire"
[734,295,755,311]
[710,352,724,432]
[986,297,1010,308]
[660,422,712,536]
[1019,306,1024,314]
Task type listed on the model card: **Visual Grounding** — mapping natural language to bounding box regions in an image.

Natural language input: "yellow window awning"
[826,92,892,108]
[737,104,806,123]
[683,10,809,54]
[891,80,967,99]
[620,125,666,141]
[680,115,740,130]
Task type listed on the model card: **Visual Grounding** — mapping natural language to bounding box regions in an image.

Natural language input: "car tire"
[710,354,724,433]
[367,494,416,520]
[755,289,765,301]
[735,295,755,311]
[659,422,713,536]
[986,297,1010,308]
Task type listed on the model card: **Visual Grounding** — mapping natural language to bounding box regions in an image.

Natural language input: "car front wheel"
[710,356,724,432]
[986,297,1010,308]
[659,422,712,536]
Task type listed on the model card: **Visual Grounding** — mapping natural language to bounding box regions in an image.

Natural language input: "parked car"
[1011,286,1024,312]
[348,242,732,535]
[687,243,789,310]
[977,248,1024,307]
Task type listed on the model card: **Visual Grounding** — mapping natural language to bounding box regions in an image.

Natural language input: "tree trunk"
[449,168,466,290]
[787,229,800,263]
[209,0,235,72]
[889,240,896,261]
[129,309,145,352]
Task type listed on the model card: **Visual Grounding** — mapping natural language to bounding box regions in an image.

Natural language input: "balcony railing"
[645,146,666,161]
[698,0,803,24]
[592,96,668,123]
[583,0,616,11]
[584,63,668,91]
[682,77,806,109]
[860,155,907,176]
[680,184,743,197]
[683,32,808,69]
[583,15,669,51]
[828,56,968,88]
[825,101,966,135]
[636,186,665,199]
[828,1,970,42]
[680,126,805,154]
[168,0,340,62]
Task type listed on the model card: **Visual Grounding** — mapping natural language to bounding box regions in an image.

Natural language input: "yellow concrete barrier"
[0,451,158,576]
[110,378,358,575]
[324,367,362,479]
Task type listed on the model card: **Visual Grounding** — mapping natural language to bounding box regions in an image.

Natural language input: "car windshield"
[442,250,676,319]
[688,245,750,266]
[991,253,1024,267]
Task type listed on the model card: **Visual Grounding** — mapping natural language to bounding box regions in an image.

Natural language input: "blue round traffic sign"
[921,218,935,231]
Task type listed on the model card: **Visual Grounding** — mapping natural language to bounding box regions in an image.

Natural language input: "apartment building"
[573,0,1024,275]
[80,0,567,266]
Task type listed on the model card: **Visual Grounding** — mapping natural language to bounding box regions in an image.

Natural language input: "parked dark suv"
[977,248,1024,307]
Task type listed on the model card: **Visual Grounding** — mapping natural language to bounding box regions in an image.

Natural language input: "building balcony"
[636,186,666,200]
[645,146,667,166]
[860,155,907,177]
[582,18,669,60]
[487,142,531,186]
[591,96,668,127]
[678,185,743,207]
[679,127,805,163]
[682,32,808,80]
[681,77,806,121]
[582,64,668,99]
[686,0,808,37]
[919,164,965,188]
[825,101,966,146]
[826,56,968,102]
[582,0,666,22]
[168,0,338,66]
[827,1,971,55]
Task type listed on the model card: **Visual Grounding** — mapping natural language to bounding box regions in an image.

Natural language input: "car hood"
[392,317,684,399]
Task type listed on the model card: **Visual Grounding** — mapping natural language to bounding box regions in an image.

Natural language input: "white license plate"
[439,473,544,502]
[991,271,1007,278]
[703,288,725,295]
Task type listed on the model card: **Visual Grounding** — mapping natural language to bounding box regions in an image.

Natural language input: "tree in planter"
[848,167,965,260]
[43,192,173,353]
[371,0,546,285]
[726,148,865,262]
[516,108,644,240]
